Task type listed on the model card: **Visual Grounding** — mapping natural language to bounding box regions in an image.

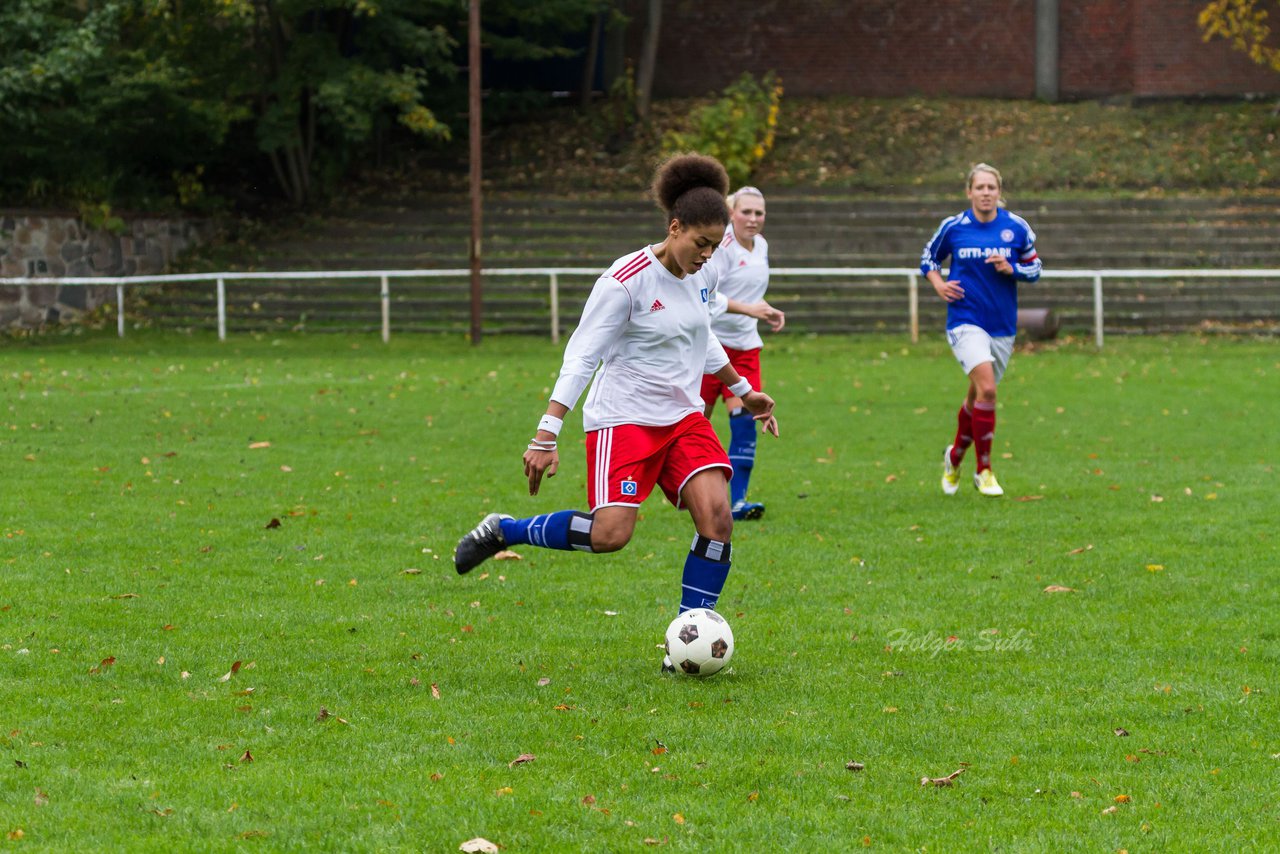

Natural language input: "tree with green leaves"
[2,0,604,209]
[216,0,459,205]
[0,1,242,207]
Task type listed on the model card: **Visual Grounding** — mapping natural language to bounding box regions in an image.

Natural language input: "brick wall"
[625,0,1280,99]
[1059,0,1134,97]
[1131,0,1280,96]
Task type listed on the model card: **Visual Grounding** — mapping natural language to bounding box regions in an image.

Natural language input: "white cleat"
[973,468,1004,497]
[941,445,961,495]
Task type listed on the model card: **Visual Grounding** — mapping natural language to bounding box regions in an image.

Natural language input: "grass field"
[1,330,1277,851]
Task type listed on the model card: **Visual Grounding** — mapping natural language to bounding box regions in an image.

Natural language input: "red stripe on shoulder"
[613,252,651,283]
[720,233,736,248]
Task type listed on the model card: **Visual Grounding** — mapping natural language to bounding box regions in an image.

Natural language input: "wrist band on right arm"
[727,378,752,398]
[537,414,564,436]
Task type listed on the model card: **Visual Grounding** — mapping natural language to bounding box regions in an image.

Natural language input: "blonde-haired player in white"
[454,154,779,671]
[701,186,785,520]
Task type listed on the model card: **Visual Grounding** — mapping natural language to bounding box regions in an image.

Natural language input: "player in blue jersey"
[920,163,1042,497]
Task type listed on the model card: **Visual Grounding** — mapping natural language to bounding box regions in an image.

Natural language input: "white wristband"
[727,378,752,398]
[537,414,564,436]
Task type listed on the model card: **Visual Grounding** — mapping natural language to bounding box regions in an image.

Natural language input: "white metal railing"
[2,267,1279,348]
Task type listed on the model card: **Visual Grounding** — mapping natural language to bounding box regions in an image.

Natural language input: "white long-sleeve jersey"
[708,226,770,350]
[550,246,729,432]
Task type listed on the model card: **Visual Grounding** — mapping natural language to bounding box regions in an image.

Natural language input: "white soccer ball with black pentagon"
[664,608,734,676]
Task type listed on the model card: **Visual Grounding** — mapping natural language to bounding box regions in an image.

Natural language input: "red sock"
[950,403,973,466]
[972,402,996,472]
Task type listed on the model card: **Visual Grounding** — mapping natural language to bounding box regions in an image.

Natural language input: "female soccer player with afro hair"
[454,153,779,670]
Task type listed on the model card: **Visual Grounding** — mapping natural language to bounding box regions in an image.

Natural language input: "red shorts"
[585,412,731,510]
[700,346,763,408]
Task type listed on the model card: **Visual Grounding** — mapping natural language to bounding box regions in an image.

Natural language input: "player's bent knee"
[696,510,733,543]
[590,529,632,553]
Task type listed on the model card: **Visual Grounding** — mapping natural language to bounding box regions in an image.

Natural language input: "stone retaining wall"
[0,212,211,329]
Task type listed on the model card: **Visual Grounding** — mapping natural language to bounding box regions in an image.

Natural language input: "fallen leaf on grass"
[494,550,522,561]
[1101,805,1118,815]
[402,568,422,575]
[1114,794,1131,803]
[582,794,596,805]
[89,656,116,674]
[265,518,281,529]
[239,750,253,763]
[1114,728,1130,737]
[1146,564,1165,572]
[921,768,965,787]
[248,441,271,449]
[1014,495,1044,502]
[110,593,140,599]
[431,683,441,699]
[459,838,500,853]
[34,789,48,807]
[218,661,243,682]
[845,761,865,771]
[1043,585,1076,593]
[508,753,535,768]
[1067,544,1094,555]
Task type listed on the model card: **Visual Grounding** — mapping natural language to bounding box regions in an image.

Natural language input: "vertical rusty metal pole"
[468,0,483,345]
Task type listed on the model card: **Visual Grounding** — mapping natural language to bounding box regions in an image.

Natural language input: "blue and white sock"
[499,510,594,552]
[680,534,732,613]
[727,408,757,505]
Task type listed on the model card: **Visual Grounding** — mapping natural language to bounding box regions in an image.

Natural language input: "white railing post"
[1093,273,1104,349]
[380,275,390,343]
[550,271,560,344]
[216,277,226,341]
[116,284,125,338]
[908,274,919,344]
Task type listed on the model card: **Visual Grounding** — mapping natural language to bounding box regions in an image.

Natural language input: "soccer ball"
[664,608,734,676]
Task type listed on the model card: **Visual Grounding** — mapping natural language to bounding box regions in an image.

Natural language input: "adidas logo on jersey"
[738,259,747,266]
[650,299,665,312]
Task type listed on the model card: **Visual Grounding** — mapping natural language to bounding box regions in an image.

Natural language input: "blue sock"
[680,534,732,613]
[499,510,593,552]
[727,408,757,505]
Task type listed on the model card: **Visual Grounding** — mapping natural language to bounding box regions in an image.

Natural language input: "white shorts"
[947,324,1014,383]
